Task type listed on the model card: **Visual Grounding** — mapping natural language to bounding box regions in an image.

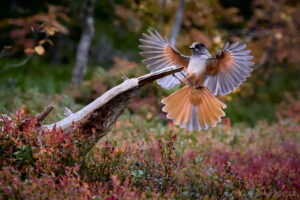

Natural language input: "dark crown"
[194,42,206,49]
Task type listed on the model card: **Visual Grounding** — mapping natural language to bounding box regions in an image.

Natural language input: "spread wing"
[139,30,189,89]
[204,42,254,96]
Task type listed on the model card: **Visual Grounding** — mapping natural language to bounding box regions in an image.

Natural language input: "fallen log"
[43,66,183,151]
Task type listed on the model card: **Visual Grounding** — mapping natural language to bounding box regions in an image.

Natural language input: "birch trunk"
[71,0,96,86]
[170,0,186,47]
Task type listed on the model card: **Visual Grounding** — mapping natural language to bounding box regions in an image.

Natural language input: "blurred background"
[1,1,300,198]
[0,0,299,126]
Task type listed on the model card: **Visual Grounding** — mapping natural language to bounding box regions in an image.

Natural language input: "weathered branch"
[43,66,183,151]
[37,104,54,123]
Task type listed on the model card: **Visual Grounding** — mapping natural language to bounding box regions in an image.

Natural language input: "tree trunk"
[170,0,186,47]
[158,0,167,31]
[71,0,96,86]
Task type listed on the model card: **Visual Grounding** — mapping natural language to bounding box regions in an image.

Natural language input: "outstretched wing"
[139,30,189,89]
[204,42,254,96]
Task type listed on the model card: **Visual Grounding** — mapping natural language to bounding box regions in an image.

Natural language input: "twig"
[36,104,54,151]
[120,71,129,80]
[64,107,73,117]
[37,104,54,123]
[1,54,33,73]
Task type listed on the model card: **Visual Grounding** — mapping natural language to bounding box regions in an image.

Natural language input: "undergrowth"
[0,102,299,199]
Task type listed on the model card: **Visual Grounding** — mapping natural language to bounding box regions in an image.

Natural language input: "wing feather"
[139,30,190,90]
[205,42,254,95]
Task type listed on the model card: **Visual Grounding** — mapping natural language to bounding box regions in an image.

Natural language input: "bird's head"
[189,42,209,55]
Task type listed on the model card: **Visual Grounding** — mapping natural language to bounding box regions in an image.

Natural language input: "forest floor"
[0,59,299,199]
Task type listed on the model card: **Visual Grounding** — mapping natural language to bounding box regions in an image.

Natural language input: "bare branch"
[1,55,33,73]
[43,66,183,152]
[37,104,54,123]
[120,71,129,80]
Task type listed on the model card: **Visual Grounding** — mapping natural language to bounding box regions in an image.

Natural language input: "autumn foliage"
[1,103,299,199]
[1,4,69,56]
[1,0,300,199]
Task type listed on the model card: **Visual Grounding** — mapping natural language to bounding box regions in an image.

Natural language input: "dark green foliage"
[13,145,35,167]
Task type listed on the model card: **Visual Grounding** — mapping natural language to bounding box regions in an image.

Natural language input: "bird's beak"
[189,45,195,49]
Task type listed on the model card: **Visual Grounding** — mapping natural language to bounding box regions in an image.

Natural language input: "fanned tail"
[161,86,226,131]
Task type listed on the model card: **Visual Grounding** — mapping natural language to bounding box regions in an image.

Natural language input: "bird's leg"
[172,74,184,84]
[180,71,187,78]
[185,73,199,87]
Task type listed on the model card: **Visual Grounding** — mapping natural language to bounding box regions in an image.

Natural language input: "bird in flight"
[139,30,254,131]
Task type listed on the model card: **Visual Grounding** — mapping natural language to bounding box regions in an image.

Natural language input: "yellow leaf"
[38,39,46,45]
[146,113,153,120]
[39,39,54,46]
[44,26,55,36]
[34,46,45,55]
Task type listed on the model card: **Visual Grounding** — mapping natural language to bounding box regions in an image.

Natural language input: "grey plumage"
[180,106,202,131]
[139,30,188,90]
[139,29,255,132]
[157,71,186,89]
[204,42,254,96]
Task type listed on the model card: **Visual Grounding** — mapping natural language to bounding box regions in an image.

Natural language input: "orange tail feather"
[162,86,226,131]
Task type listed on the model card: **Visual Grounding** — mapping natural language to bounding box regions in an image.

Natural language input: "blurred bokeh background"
[1,1,300,199]
[1,0,300,126]
[0,0,300,126]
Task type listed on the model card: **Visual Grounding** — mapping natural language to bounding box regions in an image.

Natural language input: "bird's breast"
[186,57,208,87]
[187,57,207,76]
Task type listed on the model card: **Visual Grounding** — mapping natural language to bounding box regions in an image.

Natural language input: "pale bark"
[43,66,183,152]
[71,0,96,86]
[158,0,167,31]
[170,0,186,47]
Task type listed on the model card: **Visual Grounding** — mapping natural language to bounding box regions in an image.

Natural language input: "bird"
[139,30,254,131]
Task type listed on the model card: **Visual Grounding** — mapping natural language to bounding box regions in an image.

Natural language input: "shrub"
[0,106,299,199]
